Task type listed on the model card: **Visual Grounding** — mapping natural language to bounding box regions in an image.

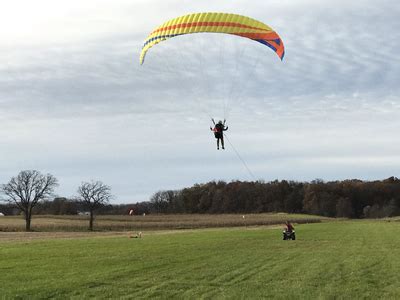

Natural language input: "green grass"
[1,220,400,298]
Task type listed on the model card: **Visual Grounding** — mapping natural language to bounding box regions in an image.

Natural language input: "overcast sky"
[1,0,399,203]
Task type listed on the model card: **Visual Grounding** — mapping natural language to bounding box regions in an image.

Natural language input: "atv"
[283,230,296,240]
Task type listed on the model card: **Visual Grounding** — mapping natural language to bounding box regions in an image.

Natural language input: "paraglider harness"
[213,123,224,138]
[211,119,227,139]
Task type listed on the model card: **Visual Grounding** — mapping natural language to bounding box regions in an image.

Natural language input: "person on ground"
[283,221,295,240]
[285,221,294,233]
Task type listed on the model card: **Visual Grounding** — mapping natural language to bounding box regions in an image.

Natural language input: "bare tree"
[77,181,112,231]
[1,170,58,231]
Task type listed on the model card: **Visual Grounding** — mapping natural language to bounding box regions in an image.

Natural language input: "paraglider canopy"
[140,12,284,65]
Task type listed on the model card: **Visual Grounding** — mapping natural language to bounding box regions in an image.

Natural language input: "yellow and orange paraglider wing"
[140,12,284,64]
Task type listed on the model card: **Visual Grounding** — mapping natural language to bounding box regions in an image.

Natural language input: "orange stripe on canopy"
[234,32,281,40]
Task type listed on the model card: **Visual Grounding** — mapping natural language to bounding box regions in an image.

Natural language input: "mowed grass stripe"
[1,221,400,298]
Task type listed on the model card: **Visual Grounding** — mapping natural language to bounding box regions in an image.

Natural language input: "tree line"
[2,170,400,231]
[148,177,400,218]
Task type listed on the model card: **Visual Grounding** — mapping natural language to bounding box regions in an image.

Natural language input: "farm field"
[1,220,400,298]
[0,213,324,232]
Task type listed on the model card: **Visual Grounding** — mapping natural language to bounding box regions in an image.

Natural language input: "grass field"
[0,213,324,232]
[1,220,400,299]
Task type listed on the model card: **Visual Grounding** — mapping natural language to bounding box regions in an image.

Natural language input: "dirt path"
[0,225,283,243]
[0,231,131,242]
